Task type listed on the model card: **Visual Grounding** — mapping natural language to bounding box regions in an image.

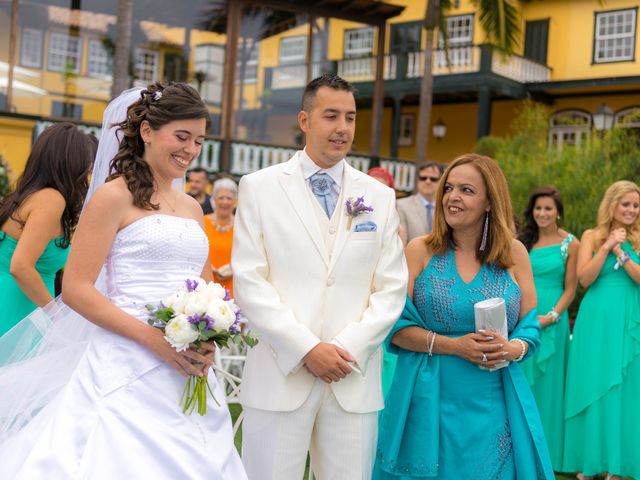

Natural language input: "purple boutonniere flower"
[345,196,374,229]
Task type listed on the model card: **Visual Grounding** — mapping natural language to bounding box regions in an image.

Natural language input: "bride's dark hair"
[107,81,210,210]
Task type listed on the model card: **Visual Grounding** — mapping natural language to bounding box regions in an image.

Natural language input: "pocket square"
[354,220,377,232]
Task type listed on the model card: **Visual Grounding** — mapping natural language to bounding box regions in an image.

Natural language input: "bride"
[0,82,247,479]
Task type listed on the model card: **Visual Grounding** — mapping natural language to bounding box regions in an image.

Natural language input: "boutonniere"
[345,196,374,230]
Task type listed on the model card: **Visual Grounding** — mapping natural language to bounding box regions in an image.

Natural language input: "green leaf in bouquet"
[232,334,243,345]
[244,332,259,348]
[154,307,175,321]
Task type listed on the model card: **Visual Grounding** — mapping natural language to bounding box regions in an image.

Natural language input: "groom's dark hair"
[302,74,355,112]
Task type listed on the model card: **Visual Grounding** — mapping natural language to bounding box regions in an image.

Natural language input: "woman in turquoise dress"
[518,186,579,469]
[0,123,95,335]
[563,180,640,480]
[374,154,554,480]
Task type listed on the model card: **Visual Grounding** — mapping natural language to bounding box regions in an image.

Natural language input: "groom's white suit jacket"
[232,152,408,414]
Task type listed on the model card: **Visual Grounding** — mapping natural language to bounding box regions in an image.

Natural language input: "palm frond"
[475,0,520,53]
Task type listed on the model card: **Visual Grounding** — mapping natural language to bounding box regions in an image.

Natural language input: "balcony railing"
[271,63,323,90]
[491,52,550,83]
[30,119,416,192]
[407,46,482,78]
[336,55,397,83]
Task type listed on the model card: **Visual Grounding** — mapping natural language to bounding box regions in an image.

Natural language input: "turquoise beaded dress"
[374,249,554,479]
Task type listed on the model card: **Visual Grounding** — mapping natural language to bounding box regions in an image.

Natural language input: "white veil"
[0,86,186,455]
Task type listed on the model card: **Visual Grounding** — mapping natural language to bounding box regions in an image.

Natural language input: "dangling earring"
[479,212,489,251]
[557,215,561,221]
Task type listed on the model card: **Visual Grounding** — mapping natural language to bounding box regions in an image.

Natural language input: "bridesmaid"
[563,180,640,480]
[518,186,579,470]
[0,123,95,335]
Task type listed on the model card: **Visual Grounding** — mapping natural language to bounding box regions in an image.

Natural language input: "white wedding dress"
[0,214,247,479]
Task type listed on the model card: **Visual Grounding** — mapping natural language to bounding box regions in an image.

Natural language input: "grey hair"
[212,177,238,197]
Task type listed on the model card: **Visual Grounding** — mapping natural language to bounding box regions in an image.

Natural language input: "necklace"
[212,216,233,232]
[157,190,177,212]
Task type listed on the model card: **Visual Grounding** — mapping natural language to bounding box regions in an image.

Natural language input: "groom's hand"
[303,343,354,383]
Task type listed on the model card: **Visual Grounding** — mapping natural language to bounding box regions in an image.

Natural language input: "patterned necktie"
[310,172,337,218]
[426,203,434,233]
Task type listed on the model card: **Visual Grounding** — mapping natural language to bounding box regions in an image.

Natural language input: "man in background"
[396,161,442,244]
[187,167,213,214]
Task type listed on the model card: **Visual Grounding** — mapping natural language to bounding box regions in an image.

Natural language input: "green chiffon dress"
[562,241,640,478]
[522,233,574,469]
[0,232,69,336]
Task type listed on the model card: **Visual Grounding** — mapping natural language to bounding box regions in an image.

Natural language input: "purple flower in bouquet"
[345,196,373,229]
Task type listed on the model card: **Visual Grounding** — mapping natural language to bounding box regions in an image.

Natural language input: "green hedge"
[475,101,640,319]
[476,100,639,238]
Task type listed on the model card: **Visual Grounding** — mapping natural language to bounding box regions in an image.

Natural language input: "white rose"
[164,314,199,352]
[191,278,208,292]
[202,281,227,301]
[163,290,187,313]
[205,299,236,331]
[183,292,209,317]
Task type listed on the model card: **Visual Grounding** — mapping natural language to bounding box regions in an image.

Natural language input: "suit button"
[329,227,336,235]
[327,277,335,286]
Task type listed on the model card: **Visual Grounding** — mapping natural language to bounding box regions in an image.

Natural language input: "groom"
[232,74,408,480]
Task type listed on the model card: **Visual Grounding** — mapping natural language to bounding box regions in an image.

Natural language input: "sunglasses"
[418,175,440,183]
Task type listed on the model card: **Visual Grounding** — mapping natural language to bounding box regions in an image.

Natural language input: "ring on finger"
[481,353,488,362]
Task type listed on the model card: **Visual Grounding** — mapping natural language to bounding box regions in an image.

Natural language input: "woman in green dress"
[563,180,640,480]
[518,186,579,470]
[0,123,95,335]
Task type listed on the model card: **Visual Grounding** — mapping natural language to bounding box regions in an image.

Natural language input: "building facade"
[0,0,638,190]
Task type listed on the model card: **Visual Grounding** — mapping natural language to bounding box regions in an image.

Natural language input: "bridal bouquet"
[147,279,258,415]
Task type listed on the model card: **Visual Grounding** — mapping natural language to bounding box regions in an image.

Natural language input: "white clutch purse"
[474,297,509,371]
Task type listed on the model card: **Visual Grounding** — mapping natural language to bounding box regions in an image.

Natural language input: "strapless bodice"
[105,214,209,318]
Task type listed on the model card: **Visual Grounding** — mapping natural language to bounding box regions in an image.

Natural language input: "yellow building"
[1,0,638,191]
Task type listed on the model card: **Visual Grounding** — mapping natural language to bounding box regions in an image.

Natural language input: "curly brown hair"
[107,81,210,210]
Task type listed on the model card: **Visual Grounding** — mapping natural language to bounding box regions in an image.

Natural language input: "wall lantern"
[593,103,615,132]
[432,119,447,140]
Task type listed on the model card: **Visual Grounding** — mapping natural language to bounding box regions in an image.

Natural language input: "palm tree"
[111,0,133,99]
[415,0,520,162]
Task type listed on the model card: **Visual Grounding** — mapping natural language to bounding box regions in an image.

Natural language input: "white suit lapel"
[328,163,366,274]
[278,153,330,267]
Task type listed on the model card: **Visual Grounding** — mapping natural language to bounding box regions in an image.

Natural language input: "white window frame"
[87,39,111,79]
[549,110,591,149]
[615,106,640,128]
[20,28,43,68]
[194,44,224,104]
[344,27,374,58]
[134,48,159,84]
[398,113,415,147]
[237,40,258,84]
[48,31,82,74]
[594,9,637,63]
[439,14,474,48]
[279,36,307,64]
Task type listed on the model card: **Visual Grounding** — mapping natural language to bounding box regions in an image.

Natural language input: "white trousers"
[242,380,378,480]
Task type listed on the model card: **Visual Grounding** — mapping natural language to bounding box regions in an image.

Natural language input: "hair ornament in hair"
[139,89,162,102]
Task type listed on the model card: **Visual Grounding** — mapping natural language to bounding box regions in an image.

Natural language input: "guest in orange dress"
[203,177,238,296]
